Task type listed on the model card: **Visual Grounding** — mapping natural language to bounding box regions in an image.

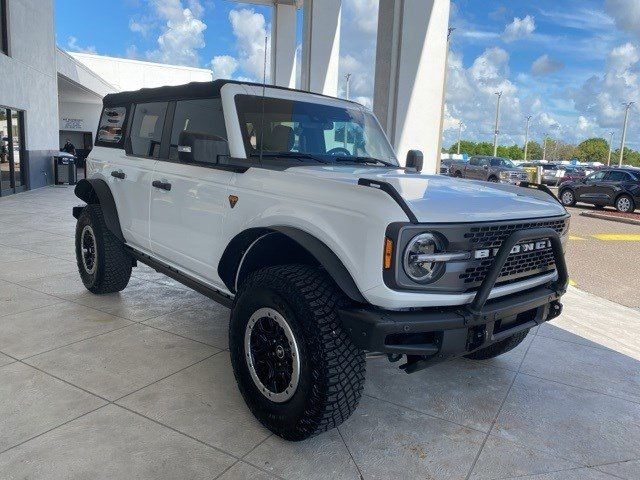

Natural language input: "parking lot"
[564,205,640,308]
[0,186,639,480]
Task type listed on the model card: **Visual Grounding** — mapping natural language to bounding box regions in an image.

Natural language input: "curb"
[580,211,640,226]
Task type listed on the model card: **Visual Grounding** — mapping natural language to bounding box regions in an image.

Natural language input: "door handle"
[111,170,126,179]
[152,180,172,191]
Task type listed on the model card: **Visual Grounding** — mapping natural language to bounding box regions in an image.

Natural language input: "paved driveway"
[0,186,639,480]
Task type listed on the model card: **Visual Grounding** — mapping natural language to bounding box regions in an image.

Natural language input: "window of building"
[0,107,25,196]
[169,98,227,161]
[97,107,127,144]
[130,102,168,158]
[0,0,8,56]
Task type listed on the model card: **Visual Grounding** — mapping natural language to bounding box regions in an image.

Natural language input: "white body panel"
[86,84,567,310]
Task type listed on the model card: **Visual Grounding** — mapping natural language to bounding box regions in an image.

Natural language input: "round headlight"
[403,233,444,283]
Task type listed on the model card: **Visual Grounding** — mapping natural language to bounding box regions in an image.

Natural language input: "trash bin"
[54,154,77,185]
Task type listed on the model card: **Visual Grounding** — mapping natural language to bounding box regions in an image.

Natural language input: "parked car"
[72,80,569,441]
[439,157,455,175]
[449,156,528,184]
[539,163,566,185]
[559,167,640,213]
[559,166,587,184]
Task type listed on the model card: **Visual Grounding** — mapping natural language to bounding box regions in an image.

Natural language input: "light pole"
[523,115,532,161]
[344,73,352,101]
[457,121,463,155]
[493,92,503,157]
[607,131,614,166]
[542,136,548,161]
[619,101,635,167]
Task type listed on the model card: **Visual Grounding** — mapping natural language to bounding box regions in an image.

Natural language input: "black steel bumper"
[340,228,569,373]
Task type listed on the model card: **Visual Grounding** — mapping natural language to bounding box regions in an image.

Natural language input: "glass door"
[0,107,26,196]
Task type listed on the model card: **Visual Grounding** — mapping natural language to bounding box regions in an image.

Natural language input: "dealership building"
[0,0,449,196]
[0,0,212,197]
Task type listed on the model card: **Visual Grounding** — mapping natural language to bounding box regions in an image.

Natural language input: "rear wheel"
[464,330,529,360]
[229,264,365,441]
[75,205,133,294]
[615,194,635,213]
[560,189,576,207]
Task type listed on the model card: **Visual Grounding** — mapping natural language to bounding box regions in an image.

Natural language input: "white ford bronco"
[73,80,569,441]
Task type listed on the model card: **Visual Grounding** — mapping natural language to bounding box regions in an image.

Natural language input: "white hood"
[289,166,568,223]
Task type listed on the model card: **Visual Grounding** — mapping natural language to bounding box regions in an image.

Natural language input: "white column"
[374,0,451,171]
[300,0,341,96]
[271,3,298,88]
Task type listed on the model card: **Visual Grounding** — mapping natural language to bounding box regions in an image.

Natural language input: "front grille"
[459,218,568,288]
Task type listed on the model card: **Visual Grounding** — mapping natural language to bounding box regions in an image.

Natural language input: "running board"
[126,247,234,308]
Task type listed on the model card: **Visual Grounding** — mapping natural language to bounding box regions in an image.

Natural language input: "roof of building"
[103,79,360,107]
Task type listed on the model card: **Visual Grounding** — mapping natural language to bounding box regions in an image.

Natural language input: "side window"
[469,157,479,166]
[130,102,168,158]
[169,98,227,161]
[587,171,606,182]
[97,107,127,145]
[605,171,629,182]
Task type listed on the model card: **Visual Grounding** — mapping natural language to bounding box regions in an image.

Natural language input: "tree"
[474,142,494,156]
[448,140,476,155]
[576,138,609,163]
[613,147,640,167]
[525,141,543,160]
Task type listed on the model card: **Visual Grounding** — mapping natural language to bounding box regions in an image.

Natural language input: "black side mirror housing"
[406,150,424,173]
[178,131,230,165]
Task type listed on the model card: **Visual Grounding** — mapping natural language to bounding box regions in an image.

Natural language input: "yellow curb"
[569,235,586,241]
[592,234,640,241]
[568,279,577,287]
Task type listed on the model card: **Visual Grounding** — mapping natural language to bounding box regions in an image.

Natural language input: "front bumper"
[340,227,568,373]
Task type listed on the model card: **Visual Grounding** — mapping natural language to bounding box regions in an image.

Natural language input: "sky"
[55,0,640,150]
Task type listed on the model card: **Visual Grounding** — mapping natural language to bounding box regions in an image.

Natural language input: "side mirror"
[483,165,489,170]
[406,150,424,173]
[178,131,230,164]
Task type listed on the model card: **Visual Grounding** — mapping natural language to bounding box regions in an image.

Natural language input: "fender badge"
[228,195,238,208]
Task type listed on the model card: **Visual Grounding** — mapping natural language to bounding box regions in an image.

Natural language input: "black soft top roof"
[103,79,357,108]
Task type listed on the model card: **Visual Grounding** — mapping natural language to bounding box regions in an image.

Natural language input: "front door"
[0,108,25,196]
[576,170,607,203]
[149,98,234,288]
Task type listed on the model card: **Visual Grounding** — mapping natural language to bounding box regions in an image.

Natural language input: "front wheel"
[229,264,365,441]
[615,194,635,213]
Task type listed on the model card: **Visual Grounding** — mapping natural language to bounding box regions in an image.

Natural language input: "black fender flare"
[74,179,124,242]
[218,226,367,304]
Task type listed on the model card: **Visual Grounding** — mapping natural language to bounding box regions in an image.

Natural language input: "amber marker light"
[383,237,394,269]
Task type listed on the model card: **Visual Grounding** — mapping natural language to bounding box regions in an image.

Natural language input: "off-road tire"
[464,329,529,360]
[229,264,366,441]
[75,204,132,294]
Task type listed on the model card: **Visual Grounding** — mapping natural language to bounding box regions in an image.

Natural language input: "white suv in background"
[73,80,569,441]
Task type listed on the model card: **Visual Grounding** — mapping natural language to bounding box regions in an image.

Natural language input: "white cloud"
[503,15,535,42]
[531,55,564,76]
[228,8,270,81]
[67,36,97,54]
[210,55,239,79]
[605,0,640,34]
[146,0,207,66]
[129,17,150,36]
[573,42,640,132]
[345,0,379,33]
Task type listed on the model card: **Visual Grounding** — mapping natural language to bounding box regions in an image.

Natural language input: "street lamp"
[457,121,463,155]
[344,73,352,101]
[607,131,614,166]
[493,92,503,157]
[523,115,532,161]
[619,101,635,167]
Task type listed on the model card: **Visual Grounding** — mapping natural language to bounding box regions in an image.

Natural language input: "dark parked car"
[559,167,640,213]
[439,158,456,175]
[559,166,587,184]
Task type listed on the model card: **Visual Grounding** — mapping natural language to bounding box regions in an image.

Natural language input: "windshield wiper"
[334,156,398,168]
[253,152,328,164]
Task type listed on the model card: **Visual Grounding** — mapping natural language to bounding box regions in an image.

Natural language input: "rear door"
[600,170,632,205]
[149,98,234,288]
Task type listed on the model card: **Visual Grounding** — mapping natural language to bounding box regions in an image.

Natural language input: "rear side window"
[130,102,168,158]
[605,171,630,182]
[169,98,227,161]
[97,107,127,145]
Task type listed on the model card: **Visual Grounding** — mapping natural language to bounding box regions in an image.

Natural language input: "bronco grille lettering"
[473,239,551,260]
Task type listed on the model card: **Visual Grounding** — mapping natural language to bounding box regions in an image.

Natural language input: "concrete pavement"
[0,186,639,479]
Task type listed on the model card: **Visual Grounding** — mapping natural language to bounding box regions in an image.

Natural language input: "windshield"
[490,158,516,168]
[235,95,398,166]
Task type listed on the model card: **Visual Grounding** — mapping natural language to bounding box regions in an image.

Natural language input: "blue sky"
[55,0,640,148]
